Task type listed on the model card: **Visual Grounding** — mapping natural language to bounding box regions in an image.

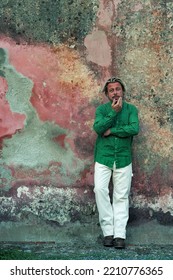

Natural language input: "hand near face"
[111,97,122,112]
[103,97,122,137]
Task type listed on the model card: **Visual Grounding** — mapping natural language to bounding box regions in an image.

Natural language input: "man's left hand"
[103,129,111,137]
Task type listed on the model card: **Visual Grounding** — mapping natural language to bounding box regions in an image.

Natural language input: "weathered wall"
[0,0,173,240]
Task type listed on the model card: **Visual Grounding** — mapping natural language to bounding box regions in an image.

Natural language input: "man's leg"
[94,162,113,237]
[112,163,132,239]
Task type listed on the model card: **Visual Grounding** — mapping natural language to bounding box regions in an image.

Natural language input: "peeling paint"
[97,0,114,29]
[84,30,112,67]
[17,186,30,198]
[1,0,173,229]
[0,43,99,188]
[0,186,95,225]
[131,190,173,216]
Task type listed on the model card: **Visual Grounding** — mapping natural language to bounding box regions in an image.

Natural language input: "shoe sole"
[104,244,114,247]
[114,245,125,249]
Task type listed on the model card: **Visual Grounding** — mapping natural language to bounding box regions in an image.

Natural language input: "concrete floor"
[1,240,173,260]
[1,219,173,244]
[0,219,173,259]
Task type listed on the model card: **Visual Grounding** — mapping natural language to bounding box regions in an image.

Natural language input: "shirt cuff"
[107,110,117,118]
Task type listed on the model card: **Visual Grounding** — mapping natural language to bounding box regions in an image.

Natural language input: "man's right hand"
[111,97,122,112]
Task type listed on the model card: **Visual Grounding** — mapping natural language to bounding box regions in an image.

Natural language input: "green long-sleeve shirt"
[93,101,139,168]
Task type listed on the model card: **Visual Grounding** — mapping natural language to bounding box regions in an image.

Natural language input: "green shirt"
[93,101,139,168]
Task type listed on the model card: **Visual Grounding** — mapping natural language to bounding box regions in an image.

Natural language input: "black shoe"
[114,238,125,249]
[103,235,114,247]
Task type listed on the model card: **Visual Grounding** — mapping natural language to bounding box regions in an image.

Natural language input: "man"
[93,77,139,249]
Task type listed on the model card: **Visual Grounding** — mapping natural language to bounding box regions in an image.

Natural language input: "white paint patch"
[17,186,30,198]
[131,191,173,215]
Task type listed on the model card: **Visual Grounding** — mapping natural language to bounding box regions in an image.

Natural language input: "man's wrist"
[108,110,117,118]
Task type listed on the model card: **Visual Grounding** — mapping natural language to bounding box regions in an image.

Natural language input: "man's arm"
[93,105,117,135]
[109,106,139,137]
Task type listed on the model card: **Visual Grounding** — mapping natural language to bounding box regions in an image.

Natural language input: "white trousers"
[94,162,132,239]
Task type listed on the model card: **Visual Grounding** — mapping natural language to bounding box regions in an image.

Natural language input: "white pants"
[94,162,132,239]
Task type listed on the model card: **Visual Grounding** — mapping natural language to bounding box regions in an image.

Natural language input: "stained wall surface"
[0,0,173,239]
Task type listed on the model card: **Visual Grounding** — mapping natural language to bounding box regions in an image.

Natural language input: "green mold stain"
[0,0,99,44]
[0,48,84,185]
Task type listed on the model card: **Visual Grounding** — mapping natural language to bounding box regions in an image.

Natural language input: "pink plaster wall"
[0,0,173,228]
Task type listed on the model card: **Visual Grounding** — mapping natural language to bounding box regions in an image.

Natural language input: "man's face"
[106,82,123,103]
